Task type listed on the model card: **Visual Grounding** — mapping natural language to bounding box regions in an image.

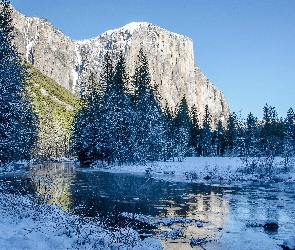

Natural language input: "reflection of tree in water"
[29,163,76,211]
[157,184,231,249]
[28,164,232,249]
[231,184,282,226]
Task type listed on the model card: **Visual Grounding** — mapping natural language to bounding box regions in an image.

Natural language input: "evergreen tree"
[132,49,166,163]
[224,112,239,155]
[99,53,134,165]
[189,104,201,155]
[244,113,260,156]
[238,112,261,172]
[172,96,191,160]
[212,120,225,156]
[71,105,90,163]
[260,104,283,156]
[200,105,212,156]
[99,52,113,93]
[71,71,101,164]
[283,107,295,168]
[174,96,191,129]
[0,1,37,164]
[163,102,174,161]
[259,104,283,174]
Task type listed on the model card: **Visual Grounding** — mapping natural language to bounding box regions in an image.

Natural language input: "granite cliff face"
[11,8,79,92]
[11,7,230,125]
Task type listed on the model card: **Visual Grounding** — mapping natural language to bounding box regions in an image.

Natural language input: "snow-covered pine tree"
[244,113,260,155]
[239,112,261,172]
[283,107,295,169]
[200,104,212,156]
[259,104,283,174]
[224,112,239,155]
[99,51,113,94]
[132,48,166,163]
[0,0,37,164]
[260,104,283,156]
[99,52,134,165]
[92,52,114,164]
[162,102,174,161]
[189,104,201,156]
[172,95,191,161]
[71,104,91,164]
[71,69,103,164]
[212,120,225,156]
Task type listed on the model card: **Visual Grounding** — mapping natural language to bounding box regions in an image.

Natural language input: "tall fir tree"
[283,107,295,168]
[212,120,225,156]
[163,102,174,161]
[0,0,37,164]
[99,52,134,165]
[224,112,239,155]
[189,104,201,155]
[260,104,283,156]
[238,112,261,172]
[244,112,260,156]
[259,104,283,174]
[132,48,166,163]
[71,71,101,164]
[172,95,191,160]
[200,104,212,156]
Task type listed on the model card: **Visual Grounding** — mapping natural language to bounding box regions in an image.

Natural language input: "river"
[0,162,294,249]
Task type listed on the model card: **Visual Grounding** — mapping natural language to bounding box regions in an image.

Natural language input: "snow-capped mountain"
[11,7,230,124]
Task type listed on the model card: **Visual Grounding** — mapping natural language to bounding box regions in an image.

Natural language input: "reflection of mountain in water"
[29,163,76,211]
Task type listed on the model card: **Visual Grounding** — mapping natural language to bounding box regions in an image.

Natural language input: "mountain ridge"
[11,6,230,125]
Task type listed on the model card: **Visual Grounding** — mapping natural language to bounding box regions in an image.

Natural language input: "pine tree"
[212,120,225,156]
[283,107,295,168]
[239,112,261,172]
[172,96,191,160]
[99,53,134,165]
[189,104,201,155]
[224,112,239,155]
[259,104,283,174]
[71,71,100,164]
[99,51,113,93]
[244,113,260,155]
[174,96,191,128]
[0,1,37,164]
[163,102,174,161]
[260,104,282,156]
[132,49,166,163]
[200,105,212,156]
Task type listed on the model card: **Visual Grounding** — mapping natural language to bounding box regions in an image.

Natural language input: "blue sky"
[10,0,295,119]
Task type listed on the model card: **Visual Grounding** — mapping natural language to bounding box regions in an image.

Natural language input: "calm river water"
[1,162,295,250]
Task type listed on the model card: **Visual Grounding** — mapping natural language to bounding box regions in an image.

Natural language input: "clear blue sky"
[10,0,295,119]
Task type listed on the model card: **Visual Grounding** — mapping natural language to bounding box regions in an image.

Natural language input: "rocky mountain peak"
[11,5,230,126]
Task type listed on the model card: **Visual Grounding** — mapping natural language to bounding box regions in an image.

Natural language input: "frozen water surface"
[0,162,294,249]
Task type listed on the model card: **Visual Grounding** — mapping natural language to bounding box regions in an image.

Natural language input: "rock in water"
[262,220,279,231]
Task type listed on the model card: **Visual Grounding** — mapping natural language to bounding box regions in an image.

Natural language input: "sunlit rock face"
[76,22,230,124]
[12,7,230,125]
[11,8,80,92]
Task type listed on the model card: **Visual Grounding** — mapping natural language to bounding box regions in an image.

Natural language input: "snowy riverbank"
[91,157,295,184]
[0,192,162,250]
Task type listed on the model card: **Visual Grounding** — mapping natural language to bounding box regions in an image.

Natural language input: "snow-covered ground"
[0,192,162,250]
[91,157,295,184]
